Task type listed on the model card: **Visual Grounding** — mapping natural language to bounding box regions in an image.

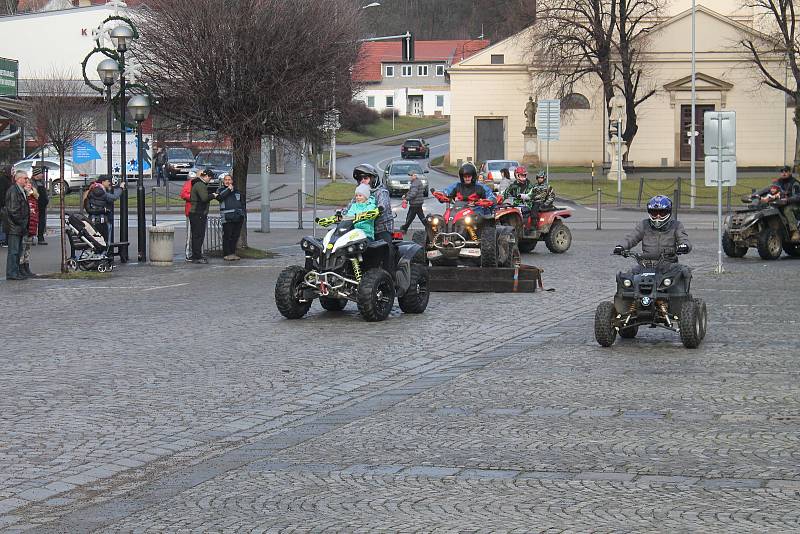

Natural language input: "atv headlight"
[662,278,672,287]
[301,239,319,252]
[623,279,632,288]
[464,216,473,225]
[430,217,440,226]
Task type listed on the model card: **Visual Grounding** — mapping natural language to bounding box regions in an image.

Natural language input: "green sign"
[0,57,18,97]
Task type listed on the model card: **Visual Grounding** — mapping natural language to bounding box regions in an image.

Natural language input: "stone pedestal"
[522,128,540,166]
[606,136,628,181]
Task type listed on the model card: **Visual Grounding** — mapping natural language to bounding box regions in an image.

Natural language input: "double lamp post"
[84,18,151,262]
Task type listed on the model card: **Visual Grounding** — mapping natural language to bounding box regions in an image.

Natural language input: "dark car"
[163,147,196,180]
[188,149,232,188]
[400,138,430,159]
[383,160,429,197]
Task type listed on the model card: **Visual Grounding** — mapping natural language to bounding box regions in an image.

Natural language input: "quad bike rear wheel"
[594,301,617,347]
[679,300,702,349]
[275,265,312,319]
[319,296,347,311]
[756,227,782,260]
[398,263,429,314]
[480,225,498,267]
[619,325,639,338]
[545,220,572,253]
[518,240,537,253]
[722,232,747,258]
[357,268,396,322]
[411,230,429,264]
[496,227,519,267]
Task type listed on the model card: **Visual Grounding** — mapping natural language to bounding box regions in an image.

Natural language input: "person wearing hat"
[3,171,30,280]
[345,183,377,239]
[86,175,125,243]
[30,165,49,245]
[753,166,800,241]
[188,168,219,264]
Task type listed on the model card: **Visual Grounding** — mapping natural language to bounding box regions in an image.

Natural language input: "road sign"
[537,99,560,141]
[0,57,18,97]
[704,111,736,156]
[704,156,737,186]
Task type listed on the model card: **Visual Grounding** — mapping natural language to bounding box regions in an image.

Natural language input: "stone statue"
[524,96,537,135]
[608,89,626,131]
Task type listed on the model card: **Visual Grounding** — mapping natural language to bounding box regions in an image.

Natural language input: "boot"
[20,264,36,278]
[790,230,800,242]
[37,237,48,245]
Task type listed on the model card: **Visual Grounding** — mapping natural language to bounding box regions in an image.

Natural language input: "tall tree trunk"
[231,135,253,248]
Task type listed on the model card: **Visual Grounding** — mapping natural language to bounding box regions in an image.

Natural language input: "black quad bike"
[275,209,429,322]
[411,189,518,268]
[722,198,800,260]
[594,251,708,349]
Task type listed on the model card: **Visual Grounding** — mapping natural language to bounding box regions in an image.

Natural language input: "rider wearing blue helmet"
[614,195,691,260]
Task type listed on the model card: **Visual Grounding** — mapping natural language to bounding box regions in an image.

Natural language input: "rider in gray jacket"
[614,195,691,261]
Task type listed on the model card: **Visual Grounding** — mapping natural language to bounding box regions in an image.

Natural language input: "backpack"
[180,179,194,202]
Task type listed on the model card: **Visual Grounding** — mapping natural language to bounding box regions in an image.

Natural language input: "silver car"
[12,158,96,196]
[383,160,429,197]
[478,159,521,192]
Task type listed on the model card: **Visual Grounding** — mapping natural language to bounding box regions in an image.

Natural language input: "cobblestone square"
[1,223,798,532]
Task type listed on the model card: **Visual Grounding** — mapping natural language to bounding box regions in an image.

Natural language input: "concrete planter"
[148,225,175,266]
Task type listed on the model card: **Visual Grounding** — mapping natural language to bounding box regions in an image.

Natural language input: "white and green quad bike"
[275,208,430,322]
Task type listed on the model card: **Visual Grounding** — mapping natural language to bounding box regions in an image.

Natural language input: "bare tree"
[531,0,662,155]
[24,74,100,272]
[134,0,361,244]
[741,0,799,169]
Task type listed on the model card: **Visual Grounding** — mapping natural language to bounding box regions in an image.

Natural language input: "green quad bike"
[275,208,429,322]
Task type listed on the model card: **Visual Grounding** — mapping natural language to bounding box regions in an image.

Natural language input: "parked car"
[12,158,95,196]
[383,160,429,197]
[400,138,430,159]
[478,160,520,192]
[163,147,196,181]
[187,149,232,188]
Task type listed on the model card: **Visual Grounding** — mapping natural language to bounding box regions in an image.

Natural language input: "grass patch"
[552,176,771,206]
[430,155,459,176]
[338,117,448,144]
[235,246,277,259]
[312,181,355,205]
[41,271,111,280]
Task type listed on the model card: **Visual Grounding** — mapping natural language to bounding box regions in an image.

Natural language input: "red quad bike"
[412,189,518,267]
[494,200,573,254]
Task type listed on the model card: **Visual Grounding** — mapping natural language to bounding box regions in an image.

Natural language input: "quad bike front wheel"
[722,232,747,258]
[480,225,498,268]
[694,298,708,340]
[545,220,572,253]
[357,268,396,322]
[275,265,312,319]
[518,240,537,253]
[594,301,617,347]
[398,264,429,314]
[756,227,782,260]
[679,300,703,349]
[319,296,347,311]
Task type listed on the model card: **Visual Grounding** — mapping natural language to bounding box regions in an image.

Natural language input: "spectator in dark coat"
[216,173,245,261]
[30,166,49,244]
[400,171,426,234]
[0,169,10,246]
[3,171,31,280]
[188,168,219,264]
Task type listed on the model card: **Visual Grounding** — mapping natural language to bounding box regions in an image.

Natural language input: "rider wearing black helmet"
[436,162,496,215]
[349,163,395,267]
[752,166,800,241]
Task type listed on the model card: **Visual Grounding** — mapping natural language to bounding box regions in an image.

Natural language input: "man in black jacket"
[3,171,31,280]
[400,171,426,234]
[188,168,219,264]
[31,166,49,244]
[0,169,10,247]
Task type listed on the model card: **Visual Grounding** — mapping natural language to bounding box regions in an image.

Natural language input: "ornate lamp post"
[127,94,151,262]
[96,58,119,184]
[109,24,134,262]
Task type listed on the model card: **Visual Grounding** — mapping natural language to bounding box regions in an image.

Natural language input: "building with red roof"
[352,39,489,117]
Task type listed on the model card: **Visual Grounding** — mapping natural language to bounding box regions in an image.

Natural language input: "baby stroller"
[64,213,115,272]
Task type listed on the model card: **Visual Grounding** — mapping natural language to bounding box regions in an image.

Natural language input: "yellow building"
[448,2,793,170]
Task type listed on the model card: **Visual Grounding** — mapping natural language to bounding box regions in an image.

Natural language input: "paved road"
[1,220,799,530]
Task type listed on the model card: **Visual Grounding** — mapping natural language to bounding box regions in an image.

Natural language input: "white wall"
[356,88,451,116]
[0,6,120,80]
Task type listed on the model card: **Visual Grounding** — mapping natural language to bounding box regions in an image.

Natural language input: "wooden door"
[476,119,504,163]
[680,104,714,161]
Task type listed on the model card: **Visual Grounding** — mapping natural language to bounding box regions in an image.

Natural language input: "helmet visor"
[649,208,670,220]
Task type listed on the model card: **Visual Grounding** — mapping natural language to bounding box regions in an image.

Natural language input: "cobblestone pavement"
[0,222,798,531]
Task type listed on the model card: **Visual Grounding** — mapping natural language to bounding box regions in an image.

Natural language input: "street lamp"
[127,94,151,262]
[97,58,119,186]
[111,24,133,262]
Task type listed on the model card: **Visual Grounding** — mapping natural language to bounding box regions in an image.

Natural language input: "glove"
[520,193,530,201]
[401,199,408,209]
[467,193,481,202]
[476,199,494,208]
[433,191,449,203]
[776,198,789,207]
[613,245,624,255]
[676,244,689,255]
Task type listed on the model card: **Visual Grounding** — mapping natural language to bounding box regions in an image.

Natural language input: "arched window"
[561,93,591,110]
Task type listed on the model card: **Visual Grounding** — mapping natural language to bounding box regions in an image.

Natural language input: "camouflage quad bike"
[722,198,800,260]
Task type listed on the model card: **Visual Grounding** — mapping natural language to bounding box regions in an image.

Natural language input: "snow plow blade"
[428,265,544,293]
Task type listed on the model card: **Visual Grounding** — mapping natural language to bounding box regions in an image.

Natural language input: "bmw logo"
[641,297,652,306]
